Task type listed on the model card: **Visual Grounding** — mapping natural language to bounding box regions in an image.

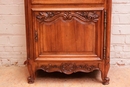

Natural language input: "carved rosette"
[36,11,99,23]
[39,63,98,74]
[60,63,76,74]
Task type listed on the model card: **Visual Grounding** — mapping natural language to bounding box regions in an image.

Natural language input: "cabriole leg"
[28,76,35,84]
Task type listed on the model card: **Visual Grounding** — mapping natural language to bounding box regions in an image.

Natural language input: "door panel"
[33,10,104,59]
[39,19,95,52]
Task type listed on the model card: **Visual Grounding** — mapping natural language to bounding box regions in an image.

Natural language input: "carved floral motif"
[36,11,99,22]
[36,12,60,21]
[40,63,98,74]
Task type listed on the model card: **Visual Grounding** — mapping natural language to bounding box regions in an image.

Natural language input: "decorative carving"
[36,12,60,21]
[60,63,76,74]
[76,11,99,22]
[40,63,98,74]
[36,11,99,23]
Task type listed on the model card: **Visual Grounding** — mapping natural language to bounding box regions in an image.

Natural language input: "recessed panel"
[39,19,95,53]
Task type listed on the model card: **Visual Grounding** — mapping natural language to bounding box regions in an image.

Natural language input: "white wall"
[0,0,130,66]
[111,0,130,65]
[0,0,26,66]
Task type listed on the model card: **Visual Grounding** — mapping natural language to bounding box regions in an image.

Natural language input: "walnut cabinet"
[24,0,112,85]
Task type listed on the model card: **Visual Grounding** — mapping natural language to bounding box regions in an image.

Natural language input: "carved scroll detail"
[39,63,98,74]
[36,11,99,23]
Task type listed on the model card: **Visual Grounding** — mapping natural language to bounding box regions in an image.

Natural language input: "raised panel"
[33,10,104,59]
[39,19,95,52]
[32,0,104,4]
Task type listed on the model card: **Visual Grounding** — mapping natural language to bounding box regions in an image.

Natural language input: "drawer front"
[32,0,105,4]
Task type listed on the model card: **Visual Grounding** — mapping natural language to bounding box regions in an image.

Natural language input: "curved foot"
[102,77,110,85]
[27,76,34,84]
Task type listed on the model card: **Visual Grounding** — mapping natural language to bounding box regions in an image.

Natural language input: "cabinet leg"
[28,76,35,84]
[101,70,110,85]
[102,77,110,85]
[26,59,36,84]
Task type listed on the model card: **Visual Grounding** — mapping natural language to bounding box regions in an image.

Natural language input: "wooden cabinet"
[24,0,112,85]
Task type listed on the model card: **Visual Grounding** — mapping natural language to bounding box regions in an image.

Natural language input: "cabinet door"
[32,8,105,61]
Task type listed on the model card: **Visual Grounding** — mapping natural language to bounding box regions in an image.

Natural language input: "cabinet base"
[26,62,110,85]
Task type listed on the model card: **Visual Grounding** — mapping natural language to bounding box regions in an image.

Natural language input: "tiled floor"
[0,65,130,87]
